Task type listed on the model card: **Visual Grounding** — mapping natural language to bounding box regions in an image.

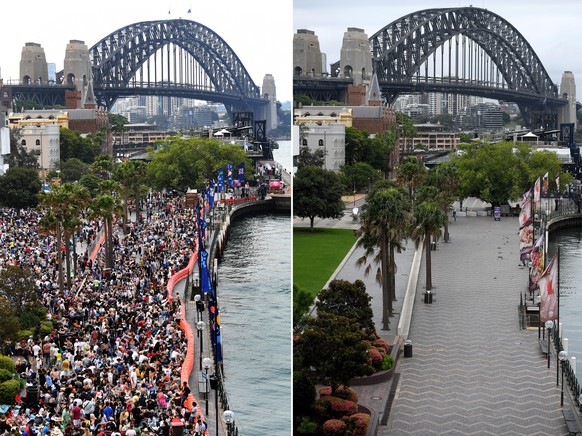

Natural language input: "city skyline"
[294,0,582,92]
[1,0,292,103]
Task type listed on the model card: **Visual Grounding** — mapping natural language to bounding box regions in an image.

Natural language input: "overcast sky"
[294,0,582,93]
[0,0,292,102]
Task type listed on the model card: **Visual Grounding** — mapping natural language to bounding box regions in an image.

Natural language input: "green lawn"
[293,227,359,299]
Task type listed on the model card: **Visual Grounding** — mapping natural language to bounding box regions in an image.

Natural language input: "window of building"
[36,139,41,146]
[318,139,324,146]
[21,140,26,145]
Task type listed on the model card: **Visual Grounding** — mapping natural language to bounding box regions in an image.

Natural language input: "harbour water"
[272,140,292,173]
[217,212,291,435]
[547,229,582,369]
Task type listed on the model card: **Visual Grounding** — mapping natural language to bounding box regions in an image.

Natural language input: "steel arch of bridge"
[89,19,265,114]
[370,7,562,110]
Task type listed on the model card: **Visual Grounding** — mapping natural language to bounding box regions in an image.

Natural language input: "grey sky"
[294,0,582,93]
[1,0,292,102]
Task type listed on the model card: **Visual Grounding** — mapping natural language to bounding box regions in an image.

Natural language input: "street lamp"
[202,357,212,415]
[196,321,205,369]
[223,410,235,436]
[194,294,201,322]
[545,320,553,368]
[559,350,568,407]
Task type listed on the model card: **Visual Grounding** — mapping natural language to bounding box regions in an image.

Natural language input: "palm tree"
[89,180,123,269]
[425,163,460,242]
[411,201,448,291]
[60,183,91,289]
[113,160,148,228]
[357,185,411,330]
[396,156,427,201]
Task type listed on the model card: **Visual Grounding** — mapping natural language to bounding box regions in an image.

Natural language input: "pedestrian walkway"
[322,212,577,434]
[382,216,572,434]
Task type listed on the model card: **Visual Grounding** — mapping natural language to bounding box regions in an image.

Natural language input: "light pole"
[209,373,219,436]
[545,320,553,368]
[223,410,235,436]
[202,357,212,416]
[559,350,568,407]
[196,321,205,369]
[194,294,201,322]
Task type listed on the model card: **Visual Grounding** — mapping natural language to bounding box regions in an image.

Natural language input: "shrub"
[0,369,12,383]
[368,347,383,367]
[0,356,15,373]
[330,386,358,403]
[322,419,346,435]
[373,338,390,354]
[313,397,332,420]
[294,370,316,415]
[0,379,20,404]
[296,416,318,435]
[344,413,370,436]
[16,329,34,341]
[319,386,332,397]
[328,396,358,417]
[39,321,53,338]
[19,312,40,330]
[380,354,395,371]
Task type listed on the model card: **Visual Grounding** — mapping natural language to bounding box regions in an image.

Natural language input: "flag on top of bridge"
[533,177,541,204]
[217,169,224,192]
[227,163,234,186]
[538,252,558,323]
[238,163,245,184]
[542,172,549,197]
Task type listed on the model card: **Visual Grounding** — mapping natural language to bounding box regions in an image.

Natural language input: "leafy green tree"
[56,158,89,182]
[59,128,100,164]
[366,131,396,176]
[0,297,20,343]
[357,186,410,330]
[296,145,326,169]
[345,127,369,165]
[316,280,375,335]
[147,136,250,192]
[293,284,314,329]
[297,313,370,393]
[293,166,344,230]
[396,112,416,153]
[450,141,567,206]
[0,266,41,326]
[293,369,316,416]
[0,167,41,209]
[396,156,427,201]
[7,127,39,168]
[339,162,380,193]
[411,201,447,291]
[89,180,124,269]
[113,160,148,228]
[423,162,460,242]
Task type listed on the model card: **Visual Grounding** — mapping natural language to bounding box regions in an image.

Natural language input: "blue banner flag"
[200,249,212,294]
[238,163,245,184]
[217,169,224,192]
[227,163,234,186]
[207,185,215,208]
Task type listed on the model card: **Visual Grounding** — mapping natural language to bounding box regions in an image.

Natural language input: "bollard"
[424,291,433,304]
[404,340,413,358]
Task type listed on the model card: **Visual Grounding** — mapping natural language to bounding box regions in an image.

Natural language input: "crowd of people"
[0,193,207,436]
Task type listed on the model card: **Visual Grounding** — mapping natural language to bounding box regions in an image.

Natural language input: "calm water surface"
[217,213,291,435]
[548,228,582,369]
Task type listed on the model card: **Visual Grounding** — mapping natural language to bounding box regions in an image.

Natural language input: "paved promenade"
[297,210,579,434]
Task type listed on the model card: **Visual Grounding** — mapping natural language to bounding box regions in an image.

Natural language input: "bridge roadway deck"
[296,209,578,434]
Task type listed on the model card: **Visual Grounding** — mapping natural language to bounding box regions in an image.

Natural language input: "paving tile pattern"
[383,216,571,435]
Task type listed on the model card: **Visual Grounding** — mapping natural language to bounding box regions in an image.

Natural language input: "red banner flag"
[538,253,558,323]
[534,177,541,203]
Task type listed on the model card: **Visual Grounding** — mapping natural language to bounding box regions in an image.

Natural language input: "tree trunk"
[309,216,315,231]
[425,233,432,291]
[389,244,397,302]
[381,230,391,330]
[443,210,450,242]
[56,223,64,293]
[64,231,72,291]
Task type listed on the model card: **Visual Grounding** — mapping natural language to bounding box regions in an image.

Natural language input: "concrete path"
[383,215,571,435]
[296,206,578,435]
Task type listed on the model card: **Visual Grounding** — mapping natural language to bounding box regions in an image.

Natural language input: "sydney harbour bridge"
[294,7,574,130]
[6,19,270,122]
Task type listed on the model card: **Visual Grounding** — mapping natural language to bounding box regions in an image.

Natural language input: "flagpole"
[554,246,562,386]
